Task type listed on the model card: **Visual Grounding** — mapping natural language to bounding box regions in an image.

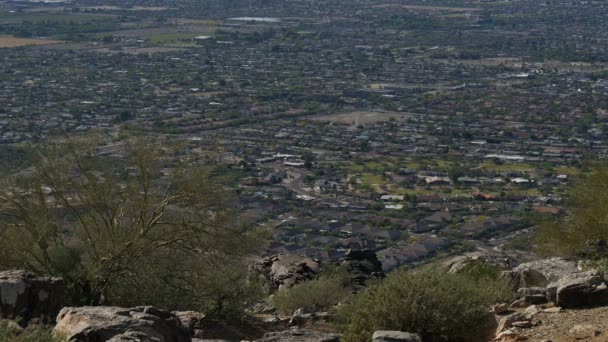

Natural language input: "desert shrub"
[106,251,264,319]
[0,322,60,342]
[273,273,349,315]
[273,266,351,315]
[535,166,608,257]
[456,259,502,279]
[337,267,513,342]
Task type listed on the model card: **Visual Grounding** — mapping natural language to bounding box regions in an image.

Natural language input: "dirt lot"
[312,111,416,125]
[515,306,608,341]
[0,37,62,48]
[373,4,481,12]
[91,46,185,54]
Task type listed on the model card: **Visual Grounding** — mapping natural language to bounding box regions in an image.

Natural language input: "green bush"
[337,267,513,342]
[535,166,608,256]
[273,272,350,315]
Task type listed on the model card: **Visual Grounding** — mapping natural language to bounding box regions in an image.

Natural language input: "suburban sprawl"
[1,0,608,272]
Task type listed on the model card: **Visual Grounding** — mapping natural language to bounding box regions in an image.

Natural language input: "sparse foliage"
[535,166,608,257]
[337,266,512,342]
[273,268,350,315]
[0,322,60,342]
[0,136,262,319]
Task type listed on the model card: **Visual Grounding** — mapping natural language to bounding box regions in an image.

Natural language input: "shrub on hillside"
[535,166,608,257]
[337,266,513,342]
[273,273,349,315]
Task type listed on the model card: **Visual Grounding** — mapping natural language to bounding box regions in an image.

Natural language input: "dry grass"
[0,37,62,48]
[312,111,415,125]
[373,4,482,12]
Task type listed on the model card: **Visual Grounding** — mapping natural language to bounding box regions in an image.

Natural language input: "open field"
[313,111,416,125]
[145,32,205,45]
[25,6,175,12]
[373,4,482,12]
[0,36,62,48]
[0,12,116,24]
[91,46,184,54]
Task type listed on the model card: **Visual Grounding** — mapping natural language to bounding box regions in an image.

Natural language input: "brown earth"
[0,37,62,48]
[508,306,608,342]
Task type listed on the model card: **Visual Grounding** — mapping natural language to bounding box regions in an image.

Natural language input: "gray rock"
[506,268,549,289]
[289,308,331,326]
[254,329,339,342]
[0,270,64,325]
[53,306,191,342]
[340,249,384,285]
[250,255,320,293]
[517,287,548,304]
[496,313,529,335]
[372,330,422,342]
[507,258,608,308]
[172,311,205,338]
[517,287,546,298]
[512,258,579,283]
[550,271,608,308]
[546,270,600,301]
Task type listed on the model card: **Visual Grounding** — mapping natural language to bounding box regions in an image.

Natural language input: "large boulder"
[53,306,191,342]
[372,330,422,342]
[548,270,608,308]
[508,258,578,288]
[0,270,64,325]
[340,249,384,286]
[506,258,608,308]
[250,255,320,293]
[254,329,339,342]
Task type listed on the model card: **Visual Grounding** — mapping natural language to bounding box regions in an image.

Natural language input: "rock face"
[340,249,384,285]
[372,330,422,342]
[172,311,206,339]
[507,258,578,288]
[550,271,608,308]
[53,306,191,342]
[250,255,320,293]
[254,329,340,342]
[0,270,65,325]
[505,258,608,309]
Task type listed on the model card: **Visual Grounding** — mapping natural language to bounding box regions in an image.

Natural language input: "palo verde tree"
[0,135,262,318]
[535,165,608,258]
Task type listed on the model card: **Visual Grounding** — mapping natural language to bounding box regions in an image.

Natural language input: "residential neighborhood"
[0,0,607,271]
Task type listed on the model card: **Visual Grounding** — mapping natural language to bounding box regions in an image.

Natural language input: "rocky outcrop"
[372,330,422,342]
[173,311,206,339]
[53,306,191,342]
[503,258,608,308]
[506,258,578,288]
[254,329,339,342]
[516,287,547,305]
[549,271,608,308]
[288,308,331,327]
[340,249,384,286]
[0,270,64,325]
[250,255,320,293]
